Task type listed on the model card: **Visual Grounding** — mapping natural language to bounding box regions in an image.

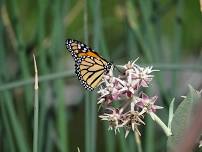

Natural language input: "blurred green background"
[0,0,202,152]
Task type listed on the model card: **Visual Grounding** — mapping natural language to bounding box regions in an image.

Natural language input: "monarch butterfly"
[65,39,112,91]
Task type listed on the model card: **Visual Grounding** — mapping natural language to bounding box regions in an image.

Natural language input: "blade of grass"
[152,0,164,61]
[144,89,155,152]
[128,134,136,152]
[2,91,29,152]
[84,0,88,44]
[0,12,7,79]
[0,9,29,151]
[92,0,101,49]
[0,63,201,92]
[85,92,91,152]
[126,0,153,62]
[138,0,172,108]
[36,0,51,150]
[0,95,16,152]
[91,0,103,151]
[126,0,139,60]
[50,0,69,151]
[127,26,139,60]
[0,13,15,152]
[55,80,69,152]
[0,70,74,92]
[145,117,154,152]
[103,124,115,152]
[171,0,183,96]
[84,0,92,152]
[7,0,33,112]
[138,0,159,61]
[100,37,115,152]
[118,130,129,152]
[129,0,172,109]
[126,0,168,108]
[33,55,39,152]
[4,1,33,138]
[135,131,143,152]
[91,92,97,152]
[45,120,55,152]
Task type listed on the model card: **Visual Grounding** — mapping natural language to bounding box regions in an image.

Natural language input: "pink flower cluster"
[98,60,163,137]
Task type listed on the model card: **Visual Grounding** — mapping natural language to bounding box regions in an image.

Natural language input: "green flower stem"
[150,112,172,136]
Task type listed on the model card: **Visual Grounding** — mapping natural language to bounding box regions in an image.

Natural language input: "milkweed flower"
[98,59,172,138]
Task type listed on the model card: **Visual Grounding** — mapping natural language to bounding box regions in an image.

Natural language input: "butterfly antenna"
[114,64,124,74]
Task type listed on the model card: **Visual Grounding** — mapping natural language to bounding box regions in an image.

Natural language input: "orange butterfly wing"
[65,39,112,91]
[75,56,112,90]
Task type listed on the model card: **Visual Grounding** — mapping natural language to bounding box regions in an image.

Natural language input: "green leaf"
[167,85,201,151]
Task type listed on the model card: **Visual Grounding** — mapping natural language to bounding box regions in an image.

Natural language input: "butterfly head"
[104,62,113,74]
